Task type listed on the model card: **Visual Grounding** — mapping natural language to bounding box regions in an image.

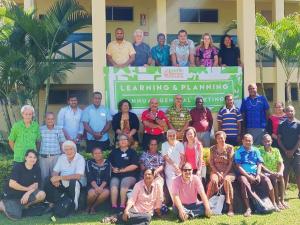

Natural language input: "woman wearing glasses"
[108,134,139,213]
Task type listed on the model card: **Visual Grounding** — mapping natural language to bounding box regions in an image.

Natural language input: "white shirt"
[161,140,184,175]
[54,153,85,182]
[57,106,84,140]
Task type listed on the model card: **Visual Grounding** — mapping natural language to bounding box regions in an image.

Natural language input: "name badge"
[100,112,106,117]
[121,153,127,158]
[180,113,184,118]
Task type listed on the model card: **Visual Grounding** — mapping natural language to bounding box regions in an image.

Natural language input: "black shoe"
[112,207,118,215]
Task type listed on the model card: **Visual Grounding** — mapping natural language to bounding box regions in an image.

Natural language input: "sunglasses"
[182,169,192,172]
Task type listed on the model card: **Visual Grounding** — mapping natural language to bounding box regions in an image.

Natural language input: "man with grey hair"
[39,112,65,185]
[44,140,85,210]
[132,29,152,66]
[8,105,41,163]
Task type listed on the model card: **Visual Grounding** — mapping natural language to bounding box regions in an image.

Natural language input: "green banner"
[104,66,243,114]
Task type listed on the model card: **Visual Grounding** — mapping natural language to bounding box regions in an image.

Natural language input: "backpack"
[53,194,75,218]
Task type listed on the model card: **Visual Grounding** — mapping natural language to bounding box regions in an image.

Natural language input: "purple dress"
[195,46,218,67]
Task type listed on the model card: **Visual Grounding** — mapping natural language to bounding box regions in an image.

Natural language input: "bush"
[0,159,13,195]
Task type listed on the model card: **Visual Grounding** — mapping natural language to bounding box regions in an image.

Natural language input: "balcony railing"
[56,33,276,66]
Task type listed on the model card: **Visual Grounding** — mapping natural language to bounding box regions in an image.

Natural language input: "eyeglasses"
[182,169,192,172]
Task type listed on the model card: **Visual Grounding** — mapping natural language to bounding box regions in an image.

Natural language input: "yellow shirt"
[106,40,136,65]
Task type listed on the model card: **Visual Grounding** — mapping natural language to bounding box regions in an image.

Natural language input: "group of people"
[0,83,299,224]
[107,28,241,68]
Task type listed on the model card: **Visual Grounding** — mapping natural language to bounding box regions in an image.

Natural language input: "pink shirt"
[172,175,204,205]
[128,180,162,214]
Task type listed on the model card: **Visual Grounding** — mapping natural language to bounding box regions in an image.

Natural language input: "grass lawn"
[0,187,299,225]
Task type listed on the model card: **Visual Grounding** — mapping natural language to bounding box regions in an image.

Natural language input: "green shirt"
[8,120,41,162]
[259,147,283,172]
[166,106,191,130]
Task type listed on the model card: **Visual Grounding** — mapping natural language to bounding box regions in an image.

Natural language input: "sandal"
[243,208,252,217]
[227,211,234,216]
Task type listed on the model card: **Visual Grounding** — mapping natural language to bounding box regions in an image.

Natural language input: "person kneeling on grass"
[85,147,111,214]
[102,168,163,225]
[260,134,288,210]
[0,150,46,220]
[172,162,212,222]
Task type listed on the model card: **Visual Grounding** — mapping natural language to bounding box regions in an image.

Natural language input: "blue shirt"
[151,44,170,66]
[132,42,151,66]
[217,105,242,138]
[40,125,65,155]
[82,104,112,141]
[57,106,84,140]
[234,146,263,175]
[241,95,269,129]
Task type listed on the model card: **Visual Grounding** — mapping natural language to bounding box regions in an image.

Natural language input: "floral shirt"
[195,46,218,67]
[259,147,283,172]
[170,39,195,66]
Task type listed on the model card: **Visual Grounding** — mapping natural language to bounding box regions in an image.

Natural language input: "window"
[180,8,218,23]
[106,6,133,21]
[49,89,89,104]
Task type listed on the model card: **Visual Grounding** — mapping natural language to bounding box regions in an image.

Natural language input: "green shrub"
[0,159,13,195]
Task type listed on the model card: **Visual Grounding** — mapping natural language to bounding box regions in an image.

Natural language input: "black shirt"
[219,46,240,66]
[3,162,41,199]
[108,148,139,178]
[278,119,300,150]
[86,159,111,189]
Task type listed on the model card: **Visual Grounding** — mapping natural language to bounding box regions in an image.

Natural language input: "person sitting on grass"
[172,162,212,222]
[102,168,163,225]
[0,150,46,220]
[44,140,85,211]
[235,134,279,217]
[85,147,111,214]
[260,134,288,210]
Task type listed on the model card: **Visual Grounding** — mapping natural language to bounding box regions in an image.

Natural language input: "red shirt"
[190,107,213,132]
[185,146,197,169]
[141,109,169,135]
[269,114,287,135]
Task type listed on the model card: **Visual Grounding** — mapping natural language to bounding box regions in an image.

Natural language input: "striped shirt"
[40,125,65,155]
[217,105,242,138]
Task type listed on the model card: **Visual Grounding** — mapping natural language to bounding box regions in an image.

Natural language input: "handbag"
[251,196,275,214]
[208,184,225,215]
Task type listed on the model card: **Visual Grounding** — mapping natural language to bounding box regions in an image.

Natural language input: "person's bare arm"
[8,140,14,151]
[217,121,222,131]
[213,55,219,66]
[106,54,119,67]
[171,53,178,66]
[142,120,160,129]
[101,121,112,134]
[189,54,195,67]
[122,54,135,67]
[9,180,37,192]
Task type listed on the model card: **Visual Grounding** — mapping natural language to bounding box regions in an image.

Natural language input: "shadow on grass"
[218,221,258,225]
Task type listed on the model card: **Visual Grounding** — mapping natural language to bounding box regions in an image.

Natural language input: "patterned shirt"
[57,106,84,140]
[140,152,164,170]
[170,39,195,66]
[82,104,112,141]
[86,159,111,188]
[39,125,65,155]
[234,146,263,175]
[217,105,242,138]
[141,109,169,135]
[195,46,218,67]
[241,95,270,129]
[8,120,41,162]
[166,106,191,131]
[151,44,170,66]
[259,147,283,172]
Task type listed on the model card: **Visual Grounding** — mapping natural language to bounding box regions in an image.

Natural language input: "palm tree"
[1,0,91,118]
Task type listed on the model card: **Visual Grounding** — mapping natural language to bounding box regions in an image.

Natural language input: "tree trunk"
[297,66,300,102]
[43,77,50,121]
[0,99,12,131]
[286,80,292,104]
[7,97,17,123]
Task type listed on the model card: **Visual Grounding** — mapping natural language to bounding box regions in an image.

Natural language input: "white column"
[237,0,256,95]
[273,0,285,103]
[91,0,106,99]
[24,0,35,11]
[156,0,167,35]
